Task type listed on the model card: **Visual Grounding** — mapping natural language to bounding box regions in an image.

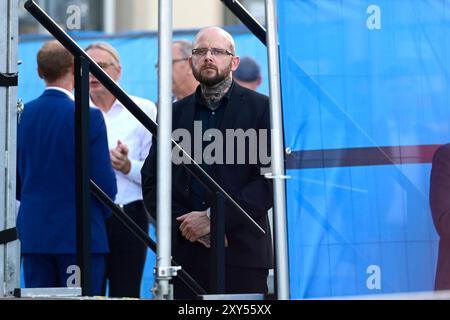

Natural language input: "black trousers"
[172,242,268,299]
[107,200,149,298]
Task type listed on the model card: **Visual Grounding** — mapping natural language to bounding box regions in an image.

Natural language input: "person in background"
[16,40,117,294]
[171,40,199,101]
[233,56,262,91]
[429,143,450,290]
[86,42,157,298]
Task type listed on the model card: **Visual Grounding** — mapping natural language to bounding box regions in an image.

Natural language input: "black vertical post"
[74,55,91,296]
[210,192,226,293]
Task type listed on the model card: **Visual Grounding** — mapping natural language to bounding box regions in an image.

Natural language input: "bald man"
[142,27,273,298]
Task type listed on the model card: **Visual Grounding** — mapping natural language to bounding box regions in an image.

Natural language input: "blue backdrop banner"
[278,0,449,298]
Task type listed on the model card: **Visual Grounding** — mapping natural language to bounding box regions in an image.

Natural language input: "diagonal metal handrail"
[220,0,267,45]
[90,181,206,296]
[24,0,265,237]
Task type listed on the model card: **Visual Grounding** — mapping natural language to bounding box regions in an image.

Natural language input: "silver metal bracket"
[264,173,291,180]
[17,99,24,123]
[154,265,181,278]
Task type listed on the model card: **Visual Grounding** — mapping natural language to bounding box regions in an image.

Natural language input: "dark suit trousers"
[172,242,269,299]
[107,200,148,298]
[22,253,106,295]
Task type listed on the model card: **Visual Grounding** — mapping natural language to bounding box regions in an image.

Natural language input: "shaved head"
[192,27,236,55]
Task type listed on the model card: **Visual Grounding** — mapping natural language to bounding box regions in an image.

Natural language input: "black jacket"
[141,83,273,269]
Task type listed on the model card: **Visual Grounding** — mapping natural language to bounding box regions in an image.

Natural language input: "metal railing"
[90,181,206,296]
[220,0,266,45]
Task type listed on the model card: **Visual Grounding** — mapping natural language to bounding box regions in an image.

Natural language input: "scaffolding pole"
[103,0,116,34]
[154,0,179,300]
[0,0,20,297]
[265,0,290,300]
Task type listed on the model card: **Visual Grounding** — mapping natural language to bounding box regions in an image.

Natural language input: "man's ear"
[188,57,193,69]
[231,56,240,71]
[37,66,43,79]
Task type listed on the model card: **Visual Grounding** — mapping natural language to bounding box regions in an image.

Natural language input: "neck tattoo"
[201,77,232,107]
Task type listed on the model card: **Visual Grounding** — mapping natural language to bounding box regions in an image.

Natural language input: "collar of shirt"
[194,80,235,111]
[104,99,124,117]
[89,98,124,116]
[46,86,75,101]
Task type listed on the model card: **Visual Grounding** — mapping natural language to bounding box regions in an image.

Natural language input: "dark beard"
[192,63,232,86]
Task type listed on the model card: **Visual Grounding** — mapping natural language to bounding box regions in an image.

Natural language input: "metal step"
[198,293,269,300]
[14,287,82,298]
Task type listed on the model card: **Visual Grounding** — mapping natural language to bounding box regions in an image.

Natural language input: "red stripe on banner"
[286,144,443,169]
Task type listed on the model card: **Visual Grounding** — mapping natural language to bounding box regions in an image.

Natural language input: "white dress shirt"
[92,96,157,205]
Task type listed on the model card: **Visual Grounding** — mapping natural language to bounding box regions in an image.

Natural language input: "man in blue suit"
[16,40,117,295]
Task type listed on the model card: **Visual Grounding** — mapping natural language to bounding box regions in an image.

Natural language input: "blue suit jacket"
[16,89,117,254]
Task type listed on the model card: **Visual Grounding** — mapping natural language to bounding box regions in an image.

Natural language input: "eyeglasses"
[96,62,116,69]
[154,58,189,69]
[172,58,189,64]
[191,47,234,57]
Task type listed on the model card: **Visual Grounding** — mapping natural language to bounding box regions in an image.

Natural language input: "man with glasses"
[86,42,157,298]
[142,27,273,298]
[171,40,199,101]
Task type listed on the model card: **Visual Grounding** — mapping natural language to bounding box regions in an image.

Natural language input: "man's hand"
[176,210,210,242]
[110,140,131,174]
[197,233,229,249]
